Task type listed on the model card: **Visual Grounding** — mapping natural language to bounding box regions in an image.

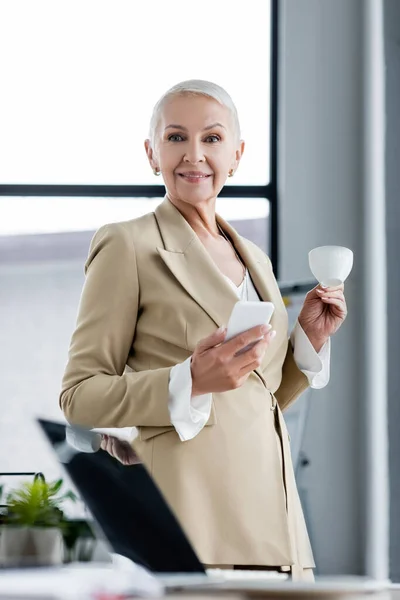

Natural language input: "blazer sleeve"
[274,340,309,412]
[59,223,172,429]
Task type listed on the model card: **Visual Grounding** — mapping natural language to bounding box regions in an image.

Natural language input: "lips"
[177,172,212,178]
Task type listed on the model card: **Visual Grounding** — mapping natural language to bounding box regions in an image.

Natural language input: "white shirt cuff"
[290,320,331,389]
[168,357,212,441]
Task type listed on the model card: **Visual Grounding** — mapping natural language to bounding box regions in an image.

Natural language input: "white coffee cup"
[308,245,353,287]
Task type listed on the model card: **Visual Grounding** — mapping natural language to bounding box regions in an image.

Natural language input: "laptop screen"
[37,419,205,574]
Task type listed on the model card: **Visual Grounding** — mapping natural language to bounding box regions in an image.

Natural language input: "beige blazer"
[60,197,314,571]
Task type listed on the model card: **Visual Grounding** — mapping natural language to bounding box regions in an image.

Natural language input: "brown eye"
[205,135,221,143]
[168,134,184,142]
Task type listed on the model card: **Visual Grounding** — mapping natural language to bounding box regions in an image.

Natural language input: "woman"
[60,80,347,580]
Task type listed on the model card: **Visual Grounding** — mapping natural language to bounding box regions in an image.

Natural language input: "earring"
[228,169,235,177]
[153,168,161,176]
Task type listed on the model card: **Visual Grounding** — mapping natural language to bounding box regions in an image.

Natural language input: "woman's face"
[145,94,244,209]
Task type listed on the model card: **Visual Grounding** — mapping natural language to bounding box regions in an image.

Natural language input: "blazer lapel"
[216,215,285,308]
[155,198,239,331]
[154,198,286,380]
[216,214,288,376]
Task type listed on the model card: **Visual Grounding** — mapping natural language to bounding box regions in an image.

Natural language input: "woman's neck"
[168,196,220,239]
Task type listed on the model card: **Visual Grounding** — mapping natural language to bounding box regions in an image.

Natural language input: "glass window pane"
[0,0,271,186]
[0,197,270,253]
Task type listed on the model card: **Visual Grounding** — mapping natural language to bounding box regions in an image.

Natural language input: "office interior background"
[1,0,399,582]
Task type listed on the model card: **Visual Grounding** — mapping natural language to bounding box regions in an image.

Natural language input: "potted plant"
[61,517,96,563]
[0,474,78,567]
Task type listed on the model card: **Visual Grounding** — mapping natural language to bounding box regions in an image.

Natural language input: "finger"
[111,437,123,456]
[319,283,344,292]
[306,285,336,301]
[320,294,346,304]
[239,359,265,375]
[120,449,129,464]
[235,330,275,367]
[237,331,276,369]
[104,439,113,455]
[102,440,112,454]
[317,289,345,300]
[225,324,272,354]
[232,334,269,357]
[320,297,347,312]
[196,326,227,353]
[105,437,118,456]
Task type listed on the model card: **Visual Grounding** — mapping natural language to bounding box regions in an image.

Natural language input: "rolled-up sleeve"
[168,358,212,442]
[290,320,331,389]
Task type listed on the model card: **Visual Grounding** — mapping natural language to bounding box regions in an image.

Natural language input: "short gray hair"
[148,79,241,147]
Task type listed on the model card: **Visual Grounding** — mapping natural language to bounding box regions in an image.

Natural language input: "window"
[0,0,278,262]
[0,0,278,476]
[0,0,273,187]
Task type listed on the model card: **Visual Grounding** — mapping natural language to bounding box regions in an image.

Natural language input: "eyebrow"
[164,122,226,132]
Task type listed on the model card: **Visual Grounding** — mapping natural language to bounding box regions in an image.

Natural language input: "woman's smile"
[177,170,213,184]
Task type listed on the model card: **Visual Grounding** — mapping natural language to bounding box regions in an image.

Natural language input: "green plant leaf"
[49,479,63,495]
[60,490,78,503]
[2,477,77,527]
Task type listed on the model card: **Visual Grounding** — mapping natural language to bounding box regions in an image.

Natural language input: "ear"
[231,140,245,172]
[144,139,159,172]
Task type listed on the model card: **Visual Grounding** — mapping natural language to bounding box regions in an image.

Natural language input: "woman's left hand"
[100,434,141,466]
[297,283,347,352]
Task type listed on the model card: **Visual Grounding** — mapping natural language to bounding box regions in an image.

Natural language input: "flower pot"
[0,526,64,567]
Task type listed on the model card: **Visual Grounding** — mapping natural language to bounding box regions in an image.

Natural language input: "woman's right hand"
[190,324,276,396]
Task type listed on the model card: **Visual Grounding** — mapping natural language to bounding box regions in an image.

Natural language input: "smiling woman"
[144,83,245,215]
[59,79,347,580]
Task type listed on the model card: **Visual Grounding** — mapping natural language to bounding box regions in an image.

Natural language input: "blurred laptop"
[37,419,388,595]
[37,418,288,590]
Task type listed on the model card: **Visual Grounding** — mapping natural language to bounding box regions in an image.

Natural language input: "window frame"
[0,0,279,276]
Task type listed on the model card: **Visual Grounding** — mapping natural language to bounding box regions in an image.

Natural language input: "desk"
[167,593,397,600]
[0,569,396,600]
[0,592,396,600]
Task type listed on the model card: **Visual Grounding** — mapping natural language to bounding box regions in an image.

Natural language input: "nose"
[183,139,205,164]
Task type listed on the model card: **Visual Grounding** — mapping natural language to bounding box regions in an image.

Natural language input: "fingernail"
[261,324,271,333]
[270,330,277,339]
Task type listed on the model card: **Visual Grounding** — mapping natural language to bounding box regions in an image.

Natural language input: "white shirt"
[168,269,330,442]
